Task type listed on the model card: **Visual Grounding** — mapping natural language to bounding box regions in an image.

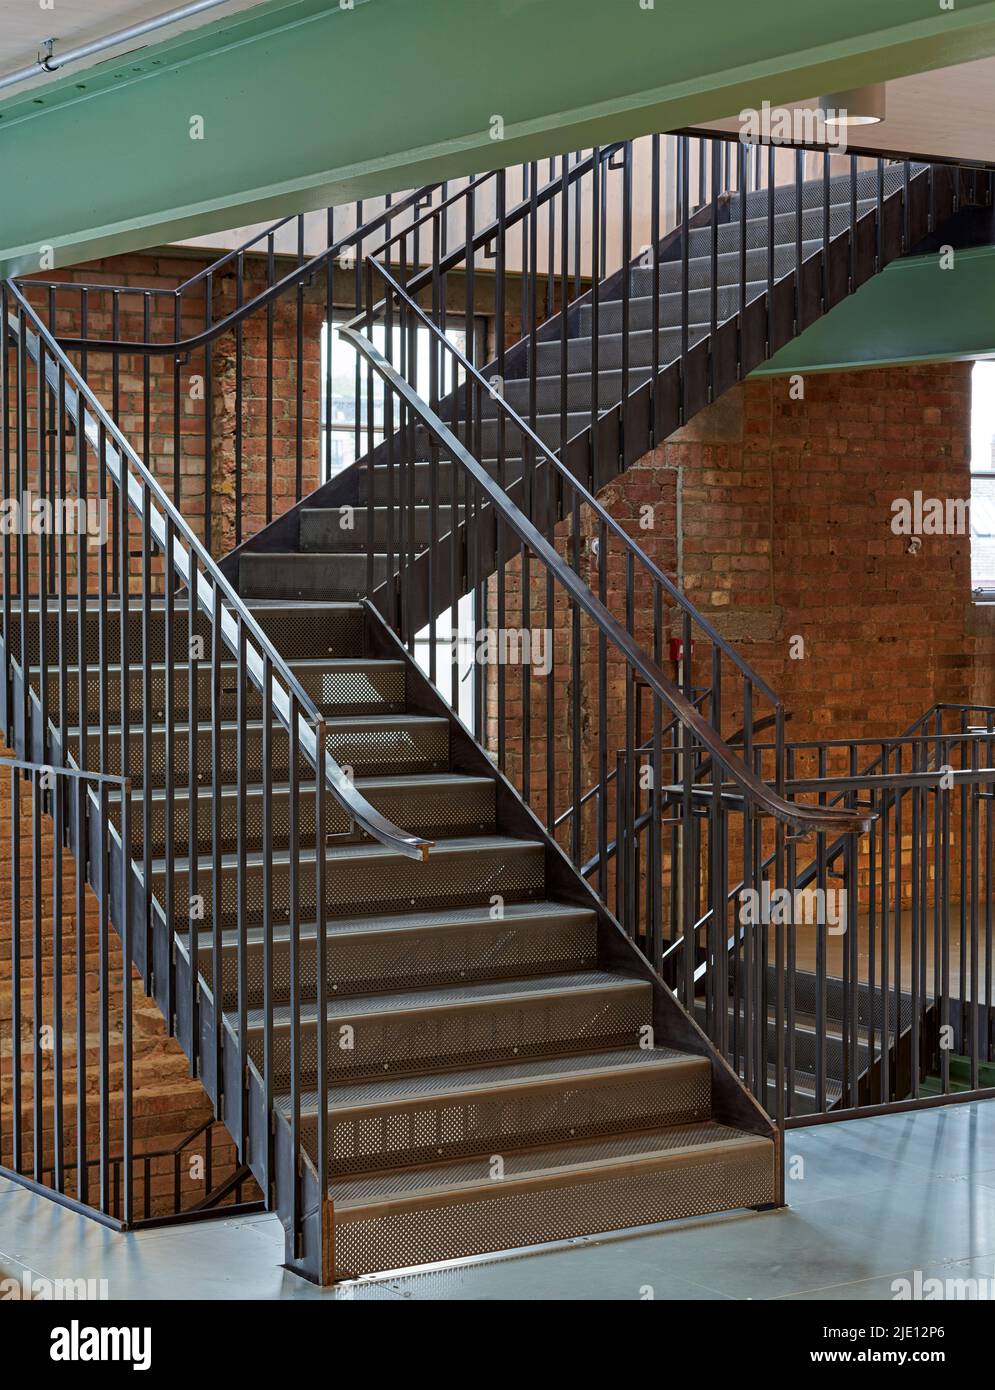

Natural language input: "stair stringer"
[361,602,779,1162]
[214,195,728,587]
[221,165,978,632]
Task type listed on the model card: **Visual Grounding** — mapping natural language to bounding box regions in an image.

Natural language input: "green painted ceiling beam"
[3,0,995,277]
[755,246,995,375]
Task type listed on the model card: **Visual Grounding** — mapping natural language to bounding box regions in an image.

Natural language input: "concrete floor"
[3,1100,995,1300]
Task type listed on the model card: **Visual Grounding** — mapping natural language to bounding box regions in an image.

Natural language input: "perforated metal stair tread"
[329,1121,770,1208]
[243,599,365,611]
[205,899,596,950]
[703,998,874,1045]
[119,770,493,806]
[156,832,540,876]
[68,711,445,736]
[241,969,646,1028]
[282,1046,700,1115]
[8,598,366,620]
[29,656,397,676]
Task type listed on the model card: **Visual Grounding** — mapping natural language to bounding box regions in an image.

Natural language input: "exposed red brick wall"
[210,260,322,555]
[20,255,212,551]
[481,364,995,911]
[620,363,995,740]
[588,364,995,909]
[18,249,322,564]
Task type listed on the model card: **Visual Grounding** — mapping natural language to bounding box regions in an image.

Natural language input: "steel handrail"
[368,145,621,267]
[346,260,783,706]
[340,323,871,837]
[173,180,441,295]
[33,182,443,357]
[6,282,430,861]
[660,706,947,980]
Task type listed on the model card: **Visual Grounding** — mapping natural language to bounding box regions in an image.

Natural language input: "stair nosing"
[287,1047,708,1118]
[330,1122,771,1211]
[120,770,495,804]
[155,832,543,877]
[243,969,648,1031]
[199,899,597,951]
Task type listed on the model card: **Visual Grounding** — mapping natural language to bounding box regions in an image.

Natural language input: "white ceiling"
[701,58,995,165]
[0,0,265,97]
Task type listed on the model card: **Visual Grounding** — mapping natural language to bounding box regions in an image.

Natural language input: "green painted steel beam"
[755,246,995,375]
[3,0,995,277]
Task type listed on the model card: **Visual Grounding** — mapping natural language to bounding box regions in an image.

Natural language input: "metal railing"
[28,135,982,568]
[0,280,431,1264]
[0,755,133,1226]
[340,274,870,1136]
[3,130,991,1201]
[18,185,450,552]
[0,749,258,1226]
[602,708,995,1123]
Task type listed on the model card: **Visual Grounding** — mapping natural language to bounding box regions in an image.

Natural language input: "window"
[320,316,481,727]
[320,318,472,483]
[971,361,995,598]
[414,594,477,730]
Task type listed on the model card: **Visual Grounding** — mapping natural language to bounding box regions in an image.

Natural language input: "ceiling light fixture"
[820,84,887,128]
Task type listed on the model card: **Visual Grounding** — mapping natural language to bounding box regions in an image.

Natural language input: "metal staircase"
[2,279,789,1281]
[3,134,992,1283]
[1,534,779,1280]
[226,156,981,604]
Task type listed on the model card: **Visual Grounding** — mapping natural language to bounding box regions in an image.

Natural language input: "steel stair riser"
[682,199,876,260]
[3,602,367,666]
[239,551,390,601]
[33,658,406,726]
[584,258,802,337]
[129,773,495,858]
[534,324,709,376]
[587,280,761,334]
[251,978,652,1089]
[157,839,546,932]
[330,1131,775,1277]
[75,714,450,788]
[495,367,654,417]
[615,239,820,302]
[74,721,301,788]
[411,412,587,460]
[300,506,464,552]
[314,1055,712,1177]
[357,457,511,506]
[201,907,597,1011]
[729,163,914,221]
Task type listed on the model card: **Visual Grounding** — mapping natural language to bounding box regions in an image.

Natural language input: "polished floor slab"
[2,1099,995,1301]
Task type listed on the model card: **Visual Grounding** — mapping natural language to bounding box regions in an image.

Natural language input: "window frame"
[970,360,995,603]
[320,312,487,486]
